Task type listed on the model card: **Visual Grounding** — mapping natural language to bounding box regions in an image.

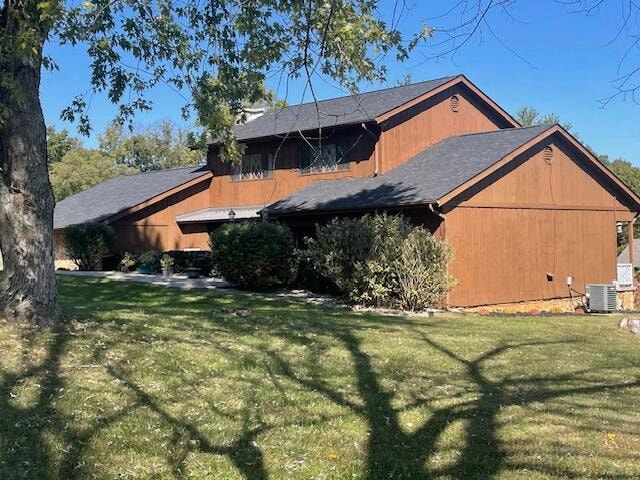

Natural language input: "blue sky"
[42,1,640,163]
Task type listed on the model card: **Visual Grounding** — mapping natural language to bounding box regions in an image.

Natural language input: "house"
[54,74,640,306]
[618,239,640,268]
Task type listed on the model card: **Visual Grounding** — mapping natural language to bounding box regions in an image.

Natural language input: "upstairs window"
[231,153,274,181]
[299,143,350,174]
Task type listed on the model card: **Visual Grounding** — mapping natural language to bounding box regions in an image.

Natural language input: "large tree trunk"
[0,42,60,325]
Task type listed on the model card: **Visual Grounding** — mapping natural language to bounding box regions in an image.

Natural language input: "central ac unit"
[586,284,618,312]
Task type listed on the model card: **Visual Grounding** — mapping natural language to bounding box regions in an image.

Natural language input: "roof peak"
[263,74,460,113]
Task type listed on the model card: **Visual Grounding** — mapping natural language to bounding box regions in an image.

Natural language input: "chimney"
[236,107,266,124]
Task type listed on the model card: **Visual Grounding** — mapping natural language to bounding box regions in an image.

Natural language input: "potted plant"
[138,250,161,274]
[120,252,136,273]
[160,254,174,277]
[184,259,200,279]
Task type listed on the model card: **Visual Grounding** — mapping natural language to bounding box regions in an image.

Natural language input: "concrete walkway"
[57,270,231,290]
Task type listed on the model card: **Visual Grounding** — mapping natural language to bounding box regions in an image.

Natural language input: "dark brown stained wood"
[439,126,640,209]
[377,85,505,174]
[443,136,635,307]
[112,181,212,252]
[374,75,519,128]
[206,126,379,209]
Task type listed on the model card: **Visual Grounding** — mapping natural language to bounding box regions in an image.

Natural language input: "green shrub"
[64,222,116,271]
[307,213,410,306]
[306,216,371,296]
[293,249,337,294]
[307,213,454,310]
[355,213,413,306]
[210,222,295,290]
[138,250,162,273]
[395,227,455,311]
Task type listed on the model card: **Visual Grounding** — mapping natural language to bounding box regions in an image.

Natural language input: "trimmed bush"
[64,222,116,271]
[307,213,454,310]
[210,222,295,290]
[306,216,371,296]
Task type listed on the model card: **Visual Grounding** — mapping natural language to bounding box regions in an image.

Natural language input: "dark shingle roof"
[54,166,210,229]
[228,76,457,142]
[264,125,551,215]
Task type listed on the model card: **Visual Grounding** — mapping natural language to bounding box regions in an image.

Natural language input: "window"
[231,153,274,181]
[299,143,350,174]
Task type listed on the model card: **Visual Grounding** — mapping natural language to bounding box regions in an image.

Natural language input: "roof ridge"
[116,164,206,178]
[451,124,552,140]
[261,75,459,114]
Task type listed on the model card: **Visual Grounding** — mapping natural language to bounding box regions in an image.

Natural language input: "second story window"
[299,143,350,174]
[231,153,274,181]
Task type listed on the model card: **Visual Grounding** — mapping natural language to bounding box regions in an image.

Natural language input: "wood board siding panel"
[446,207,618,306]
[378,87,503,174]
[456,138,630,211]
[443,136,629,306]
[207,128,378,208]
[112,181,212,252]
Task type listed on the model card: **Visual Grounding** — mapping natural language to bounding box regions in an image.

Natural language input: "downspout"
[429,202,446,237]
[361,122,379,177]
[430,202,450,309]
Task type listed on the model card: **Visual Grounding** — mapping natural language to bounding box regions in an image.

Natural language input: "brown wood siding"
[446,207,618,306]
[207,127,378,207]
[378,85,504,174]
[444,137,634,306]
[111,180,212,252]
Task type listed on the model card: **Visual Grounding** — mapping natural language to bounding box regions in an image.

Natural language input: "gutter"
[266,199,439,219]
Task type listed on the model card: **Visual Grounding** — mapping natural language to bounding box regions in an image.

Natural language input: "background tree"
[49,148,131,200]
[46,125,81,164]
[99,121,204,172]
[48,121,205,200]
[514,105,573,131]
[0,0,427,325]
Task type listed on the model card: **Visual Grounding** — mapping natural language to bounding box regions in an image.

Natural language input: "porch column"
[629,219,636,287]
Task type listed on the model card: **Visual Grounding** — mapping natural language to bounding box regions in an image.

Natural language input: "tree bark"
[0,41,61,325]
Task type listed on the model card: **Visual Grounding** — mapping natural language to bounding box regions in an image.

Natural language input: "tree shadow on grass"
[0,326,67,479]
[0,321,272,480]
[258,320,640,480]
[4,278,640,479]
[101,363,269,480]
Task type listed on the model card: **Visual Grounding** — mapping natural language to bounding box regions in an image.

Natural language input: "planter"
[162,267,173,278]
[120,266,130,273]
[185,267,200,279]
[138,265,152,275]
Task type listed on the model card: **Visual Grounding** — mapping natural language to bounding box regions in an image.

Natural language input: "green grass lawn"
[1,277,639,479]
